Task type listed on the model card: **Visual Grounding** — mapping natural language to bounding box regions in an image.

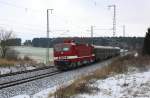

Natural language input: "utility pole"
[91,25,94,44]
[46,9,53,64]
[91,26,94,38]
[123,25,125,37]
[123,25,126,55]
[108,5,116,37]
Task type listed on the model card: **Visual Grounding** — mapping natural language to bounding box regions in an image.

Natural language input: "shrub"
[52,78,99,98]
[143,28,150,55]
[24,55,32,61]
[5,49,20,60]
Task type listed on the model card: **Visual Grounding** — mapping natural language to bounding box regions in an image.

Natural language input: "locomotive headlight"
[61,52,63,54]
[59,56,67,59]
[65,56,67,59]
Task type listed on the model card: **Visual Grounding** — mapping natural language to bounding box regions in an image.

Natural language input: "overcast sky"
[0,0,149,41]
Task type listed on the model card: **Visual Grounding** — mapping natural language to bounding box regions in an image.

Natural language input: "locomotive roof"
[93,45,120,50]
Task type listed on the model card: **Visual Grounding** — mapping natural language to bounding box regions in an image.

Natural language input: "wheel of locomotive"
[90,59,94,63]
[87,60,89,64]
[77,61,82,67]
[70,62,77,69]
[83,60,88,65]
[56,65,68,71]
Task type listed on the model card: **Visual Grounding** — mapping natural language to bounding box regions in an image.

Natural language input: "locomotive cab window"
[63,47,69,51]
[54,44,70,52]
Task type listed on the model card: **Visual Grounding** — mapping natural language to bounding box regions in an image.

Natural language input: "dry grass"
[49,54,150,98]
[49,77,99,98]
[0,59,17,67]
[0,56,36,67]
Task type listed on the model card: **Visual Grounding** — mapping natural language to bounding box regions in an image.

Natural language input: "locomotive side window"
[54,44,62,52]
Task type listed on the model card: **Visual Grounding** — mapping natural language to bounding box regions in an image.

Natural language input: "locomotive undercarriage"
[55,59,94,71]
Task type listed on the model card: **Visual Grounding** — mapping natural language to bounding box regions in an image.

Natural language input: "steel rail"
[0,70,61,89]
[0,66,55,78]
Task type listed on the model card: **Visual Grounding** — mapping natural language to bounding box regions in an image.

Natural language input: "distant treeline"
[6,37,143,50]
[28,37,144,50]
[5,38,21,46]
[143,28,150,55]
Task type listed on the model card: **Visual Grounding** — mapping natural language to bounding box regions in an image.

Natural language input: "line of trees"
[143,28,150,55]
[31,37,144,50]
[5,38,21,46]
[0,29,146,59]
[32,38,51,47]
[0,30,13,58]
[0,29,21,59]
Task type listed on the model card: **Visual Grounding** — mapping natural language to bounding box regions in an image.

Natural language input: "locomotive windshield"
[54,44,70,52]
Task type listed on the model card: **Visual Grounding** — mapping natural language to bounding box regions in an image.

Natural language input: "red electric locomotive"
[54,40,120,70]
[54,40,95,70]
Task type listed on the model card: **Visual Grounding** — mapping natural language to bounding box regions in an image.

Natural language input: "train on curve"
[54,40,120,70]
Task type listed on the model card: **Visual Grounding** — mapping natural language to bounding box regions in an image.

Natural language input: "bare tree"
[0,29,14,58]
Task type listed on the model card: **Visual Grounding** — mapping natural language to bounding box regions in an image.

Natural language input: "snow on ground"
[33,86,57,98]
[11,69,150,98]
[11,95,30,98]
[0,65,36,75]
[10,80,73,98]
[77,70,150,98]
[9,87,56,98]
[0,68,11,74]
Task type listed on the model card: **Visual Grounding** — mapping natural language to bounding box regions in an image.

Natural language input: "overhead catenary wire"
[0,1,124,38]
[0,23,71,34]
[0,18,46,28]
[0,24,45,33]
[0,0,44,13]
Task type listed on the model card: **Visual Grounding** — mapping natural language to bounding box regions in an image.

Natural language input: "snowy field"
[77,70,150,98]
[0,46,53,74]
[13,46,54,63]
[11,69,150,98]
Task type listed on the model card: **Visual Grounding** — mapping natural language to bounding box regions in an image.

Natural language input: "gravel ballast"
[0,67,56,85]
[0,59,112,98]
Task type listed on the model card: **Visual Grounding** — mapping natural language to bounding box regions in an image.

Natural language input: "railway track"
[0,70,61,89]
[0,54,125,90]
[0,66,55,78]
[0,66,58,84]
